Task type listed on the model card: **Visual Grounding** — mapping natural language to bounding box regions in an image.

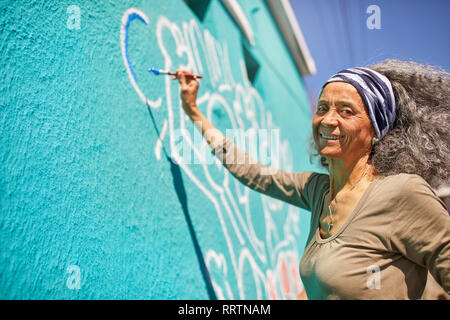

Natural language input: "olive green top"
[211,137,450,299]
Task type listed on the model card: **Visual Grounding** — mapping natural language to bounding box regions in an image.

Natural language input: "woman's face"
[312,82,375,162]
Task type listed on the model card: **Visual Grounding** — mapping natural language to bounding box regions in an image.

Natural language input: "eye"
[341,108,353,116]
[316,105,328,114]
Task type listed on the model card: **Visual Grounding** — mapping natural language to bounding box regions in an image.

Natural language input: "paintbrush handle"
[167,71,203,79]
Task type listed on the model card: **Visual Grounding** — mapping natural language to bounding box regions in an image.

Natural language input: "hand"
[173,69,200,118]
[172,69,222,144]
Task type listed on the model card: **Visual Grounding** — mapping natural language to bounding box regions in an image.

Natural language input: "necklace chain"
[327,166,370,234]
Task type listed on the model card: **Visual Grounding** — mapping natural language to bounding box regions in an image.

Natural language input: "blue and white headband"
[322,67,397,139]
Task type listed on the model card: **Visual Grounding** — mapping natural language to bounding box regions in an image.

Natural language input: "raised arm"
[172,70,224,145]
[173,70,327,210]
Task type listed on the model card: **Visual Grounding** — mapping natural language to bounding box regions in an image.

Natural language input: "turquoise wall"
[1,0,317,299]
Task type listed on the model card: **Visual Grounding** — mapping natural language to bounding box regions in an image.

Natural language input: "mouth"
[319,132,342,141]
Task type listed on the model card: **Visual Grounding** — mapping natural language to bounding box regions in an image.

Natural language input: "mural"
[121,8,304,299]
[0,0,314,300]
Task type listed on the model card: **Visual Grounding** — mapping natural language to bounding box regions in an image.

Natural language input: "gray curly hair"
[311,59,450,189]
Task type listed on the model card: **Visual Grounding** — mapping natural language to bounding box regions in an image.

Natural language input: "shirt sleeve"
[210,135,327,211]
[389,174,450,292]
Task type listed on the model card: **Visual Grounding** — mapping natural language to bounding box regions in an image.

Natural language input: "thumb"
[178,72,187,87]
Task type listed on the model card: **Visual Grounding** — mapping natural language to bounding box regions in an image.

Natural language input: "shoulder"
[297,172,329,195]
[306,172,330,186]
[289,171,329,210]
[375,173,436,197]
[375,173,448,215]
[289,171,329,190]
[301,172,329,206]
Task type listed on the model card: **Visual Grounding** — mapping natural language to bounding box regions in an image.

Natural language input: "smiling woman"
[299,60,449,299]
[312,60,450,190]
[313,82,375,164]
[312,81,377,236]
[174,58,450,300]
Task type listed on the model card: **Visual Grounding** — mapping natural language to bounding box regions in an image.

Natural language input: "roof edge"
[265,0,316,76]
[220,0,255,45]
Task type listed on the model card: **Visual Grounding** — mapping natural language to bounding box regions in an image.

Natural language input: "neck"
[328,154,374,200]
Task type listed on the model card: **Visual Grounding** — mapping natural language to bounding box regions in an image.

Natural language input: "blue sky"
[290,0,450,107]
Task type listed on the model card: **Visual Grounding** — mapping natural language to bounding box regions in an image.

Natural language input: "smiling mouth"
[320,133,342,141]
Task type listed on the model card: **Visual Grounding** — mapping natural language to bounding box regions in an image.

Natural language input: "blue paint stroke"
[124,12,148,83]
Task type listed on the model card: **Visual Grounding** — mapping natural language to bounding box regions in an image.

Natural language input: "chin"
[318,146,343,158]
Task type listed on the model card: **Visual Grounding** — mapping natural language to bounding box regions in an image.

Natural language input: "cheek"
[312,120,320,144]
[346,121,373,147]
[312,116,320,135]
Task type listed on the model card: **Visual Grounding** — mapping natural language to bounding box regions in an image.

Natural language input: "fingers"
[173,69,197,82]
[178,72,187,86]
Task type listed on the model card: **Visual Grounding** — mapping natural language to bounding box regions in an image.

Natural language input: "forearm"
[186,105,312,210]
[187,106,264,185]
[188,106,225,149]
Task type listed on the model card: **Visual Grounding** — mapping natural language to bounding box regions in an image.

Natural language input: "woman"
[173,59,450,299]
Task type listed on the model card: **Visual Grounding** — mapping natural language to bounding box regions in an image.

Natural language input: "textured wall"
[0,0,317,299]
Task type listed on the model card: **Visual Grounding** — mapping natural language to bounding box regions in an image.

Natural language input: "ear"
[371,136,379,146]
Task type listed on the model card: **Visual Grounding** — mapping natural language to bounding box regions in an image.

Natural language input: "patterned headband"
[323,67,397,139]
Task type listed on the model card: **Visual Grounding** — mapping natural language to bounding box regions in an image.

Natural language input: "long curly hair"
[310,59,450,188]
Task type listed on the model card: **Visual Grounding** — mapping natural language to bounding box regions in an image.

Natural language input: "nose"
[321,108,339,127]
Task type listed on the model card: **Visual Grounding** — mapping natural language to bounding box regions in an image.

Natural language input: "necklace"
[327,166,370,234]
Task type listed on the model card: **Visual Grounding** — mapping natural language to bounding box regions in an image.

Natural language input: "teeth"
[321,133,340,140]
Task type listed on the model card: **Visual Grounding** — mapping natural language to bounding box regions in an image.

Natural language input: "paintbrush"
[148,67,203,79]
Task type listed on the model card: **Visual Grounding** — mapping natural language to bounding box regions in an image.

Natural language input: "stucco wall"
[0,0,318,299]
